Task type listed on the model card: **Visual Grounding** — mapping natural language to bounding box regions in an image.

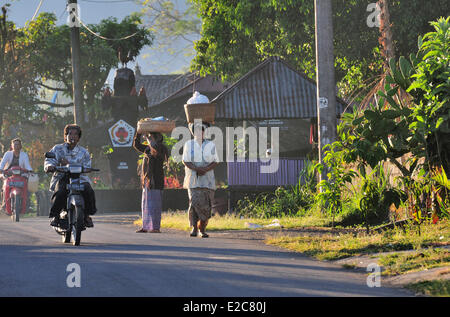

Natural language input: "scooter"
[45,152,99,246]
[2,166,31,222]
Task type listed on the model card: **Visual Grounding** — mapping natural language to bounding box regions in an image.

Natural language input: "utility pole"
[314,0,337,182]
[68,0,83,127]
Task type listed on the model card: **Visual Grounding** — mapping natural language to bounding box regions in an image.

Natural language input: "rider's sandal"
[136,228,148,233]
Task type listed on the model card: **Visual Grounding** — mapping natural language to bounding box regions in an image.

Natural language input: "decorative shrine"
[101,49,148,188]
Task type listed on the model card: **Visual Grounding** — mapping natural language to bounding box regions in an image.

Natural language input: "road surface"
[0,213,413,297]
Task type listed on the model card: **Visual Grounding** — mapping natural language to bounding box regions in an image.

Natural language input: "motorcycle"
[45,152,99,246]
[2,166,31,222]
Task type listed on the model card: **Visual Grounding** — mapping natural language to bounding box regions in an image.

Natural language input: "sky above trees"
[1,0,193,79]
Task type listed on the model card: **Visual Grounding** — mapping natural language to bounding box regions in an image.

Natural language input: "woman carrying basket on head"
[133,131,169,233]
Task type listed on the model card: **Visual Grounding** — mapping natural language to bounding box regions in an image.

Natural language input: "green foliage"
[163,134,184,182]
[431,168,450,220]
[205,13,449,231]
[315,142,357,226]
[0,6,43,142]
[357,164,404,231]
[237,186,313,219]
[93,13,153,62]
[398,167,450,229]
[336,17,450,231]
[1,7,153,148]
[339,16,449,178]
[190,0,449,101]
[18,12,153,126]
[102,145,114,155]
[408,17,450,176]
[406,280,450,297]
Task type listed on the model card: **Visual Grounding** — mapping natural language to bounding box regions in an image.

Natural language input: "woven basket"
[137,118,175,134]
[184,103,216,123]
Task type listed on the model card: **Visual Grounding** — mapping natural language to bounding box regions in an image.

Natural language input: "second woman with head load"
[133,131,169,233]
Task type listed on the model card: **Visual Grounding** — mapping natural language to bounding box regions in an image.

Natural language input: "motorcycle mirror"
[45,152,56,159]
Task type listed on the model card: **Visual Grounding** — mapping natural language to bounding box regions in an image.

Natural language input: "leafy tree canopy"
[190,0,449,100]
[0,5,153,148]
[19,11,153,124]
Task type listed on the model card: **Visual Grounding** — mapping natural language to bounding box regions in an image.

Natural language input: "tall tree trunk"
[378,0,395,70]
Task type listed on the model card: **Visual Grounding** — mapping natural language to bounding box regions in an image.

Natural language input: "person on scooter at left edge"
[0,138,33,210]
[44,124,97,228]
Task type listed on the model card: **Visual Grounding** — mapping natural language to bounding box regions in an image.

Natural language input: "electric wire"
[31,0,44,21]
[70,8,140,41]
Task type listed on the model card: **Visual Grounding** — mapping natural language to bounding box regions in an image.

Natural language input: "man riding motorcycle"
[44,124,97,227]
[0,138,33,211]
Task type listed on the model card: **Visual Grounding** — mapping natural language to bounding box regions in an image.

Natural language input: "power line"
[71,9,140,41]
[31,0,44,21]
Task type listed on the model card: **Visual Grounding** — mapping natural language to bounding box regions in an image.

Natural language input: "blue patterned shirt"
[44,143,92,191]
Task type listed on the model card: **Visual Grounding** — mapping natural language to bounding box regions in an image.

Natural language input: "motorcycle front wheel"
[63,227,72,243]
[11,194,21,222]
[71,205,84,246]
[62,209,72,243]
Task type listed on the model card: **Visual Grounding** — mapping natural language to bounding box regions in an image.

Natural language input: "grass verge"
[265,220,449,261]
[405,280,450,297]
[134,210,332,231]
[379,248,450,276]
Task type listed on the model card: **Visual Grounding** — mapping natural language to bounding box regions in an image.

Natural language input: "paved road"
[0,213,413,297]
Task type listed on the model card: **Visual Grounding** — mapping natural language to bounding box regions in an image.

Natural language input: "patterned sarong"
[188,188,214,226]
[141,188,163,231]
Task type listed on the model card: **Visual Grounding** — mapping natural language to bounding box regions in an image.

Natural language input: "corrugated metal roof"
[212,57,346,120]
[135,73,194,107]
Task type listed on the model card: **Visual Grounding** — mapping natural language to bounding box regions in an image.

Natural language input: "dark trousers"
[50,178,97,217]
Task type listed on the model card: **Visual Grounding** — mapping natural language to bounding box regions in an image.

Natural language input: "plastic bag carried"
[184,91,215,123]
[186,91,210,104]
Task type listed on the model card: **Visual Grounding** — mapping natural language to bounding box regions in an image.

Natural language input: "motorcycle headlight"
[12,170,21,175]
[69,166,82,174]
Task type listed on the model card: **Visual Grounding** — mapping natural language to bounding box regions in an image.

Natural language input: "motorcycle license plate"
[9,181,24,188]
[67,183,84,191]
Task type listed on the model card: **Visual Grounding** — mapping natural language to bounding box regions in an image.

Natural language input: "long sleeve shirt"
[0,151,32,171]
[182,139,219,190]
[133,133,168,190]
[44,143,92,191]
